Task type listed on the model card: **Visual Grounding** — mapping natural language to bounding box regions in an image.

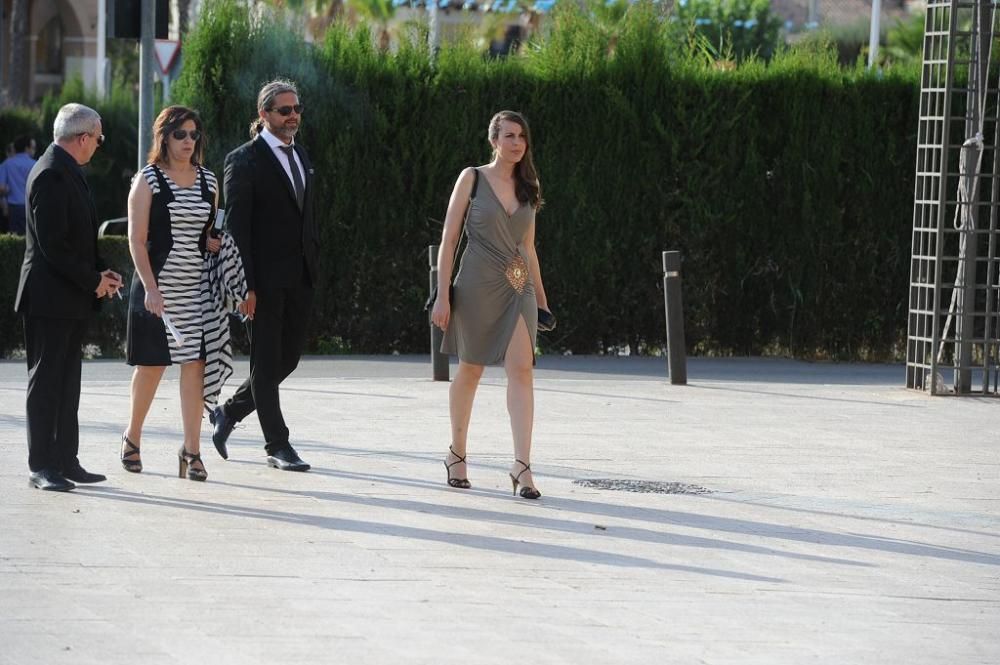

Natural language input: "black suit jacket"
[223,135,319,291]
[14,144,104,319]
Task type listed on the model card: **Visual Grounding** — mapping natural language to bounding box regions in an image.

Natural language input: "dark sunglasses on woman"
[267,105,304,117]
[171,129,202,141]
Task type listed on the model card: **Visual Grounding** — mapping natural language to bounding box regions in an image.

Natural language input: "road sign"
[154,39,180,75]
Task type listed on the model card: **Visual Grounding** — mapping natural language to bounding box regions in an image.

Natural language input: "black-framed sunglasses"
[267,104,304,116]
[171,129,202,141]
[78,132,105,147]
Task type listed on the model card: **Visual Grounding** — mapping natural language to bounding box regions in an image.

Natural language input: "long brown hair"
[147,105,204,166]
[489,110,542,210]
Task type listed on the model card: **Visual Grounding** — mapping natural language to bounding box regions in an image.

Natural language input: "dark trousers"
[225,276,313,452]
[24,317,87,472]
[8,204,26,235]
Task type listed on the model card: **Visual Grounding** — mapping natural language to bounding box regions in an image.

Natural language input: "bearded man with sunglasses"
[211,79,319,472]
[15,103,122,491]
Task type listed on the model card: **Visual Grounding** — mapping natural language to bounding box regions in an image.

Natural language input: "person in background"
[0,142,15,232]
[0,136,37,235]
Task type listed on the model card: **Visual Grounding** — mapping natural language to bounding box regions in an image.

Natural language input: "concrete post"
[663,251,687,385]
[429,245,449,381]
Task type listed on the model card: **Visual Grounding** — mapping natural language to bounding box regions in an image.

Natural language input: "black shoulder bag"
[425,168,479,311]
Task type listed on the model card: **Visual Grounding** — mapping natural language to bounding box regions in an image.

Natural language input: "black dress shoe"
[29,469,75,492]
[266,446,310,472]
[209,406,234,460]
[62,465,107,484]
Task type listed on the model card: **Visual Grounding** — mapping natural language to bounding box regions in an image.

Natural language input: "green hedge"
[1,1,922,360]
[0,78,139,223]
[0,108,43,157]
[0,235,131,357]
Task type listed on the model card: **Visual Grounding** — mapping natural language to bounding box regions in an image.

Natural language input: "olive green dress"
[442,168,538,365]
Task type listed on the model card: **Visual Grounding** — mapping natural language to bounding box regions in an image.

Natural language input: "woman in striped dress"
[122,106,241,481]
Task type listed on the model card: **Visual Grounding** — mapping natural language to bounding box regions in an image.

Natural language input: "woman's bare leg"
[446,360,484,480]
[179,360,206,474]
[125,365,166,445]
[504,316,537,490]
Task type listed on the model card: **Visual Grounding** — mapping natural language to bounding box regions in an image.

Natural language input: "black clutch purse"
[537,307,557,332]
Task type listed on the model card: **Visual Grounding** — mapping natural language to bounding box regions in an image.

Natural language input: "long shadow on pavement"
[76,485,785,583]
[207,479,873,569]
[290,467,1000,568]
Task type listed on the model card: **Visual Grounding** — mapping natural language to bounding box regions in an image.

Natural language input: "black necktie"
[279,145,305,211]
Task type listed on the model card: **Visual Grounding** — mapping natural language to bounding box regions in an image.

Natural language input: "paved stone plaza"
[0,356,997,664]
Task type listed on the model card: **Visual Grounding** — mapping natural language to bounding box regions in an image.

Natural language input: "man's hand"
[95,270,122,299]
[239,290,256,320]
[206,236,221,254]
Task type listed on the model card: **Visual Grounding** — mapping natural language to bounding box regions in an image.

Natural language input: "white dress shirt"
[261,127,306,194]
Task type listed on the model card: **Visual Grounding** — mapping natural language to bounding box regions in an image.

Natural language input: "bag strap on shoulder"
[444,168,478,289]
[470,167,479,200]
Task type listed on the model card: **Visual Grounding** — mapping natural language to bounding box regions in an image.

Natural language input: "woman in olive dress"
[431,110,552,499]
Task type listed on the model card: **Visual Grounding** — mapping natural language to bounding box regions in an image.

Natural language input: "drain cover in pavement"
[572,479,712,494]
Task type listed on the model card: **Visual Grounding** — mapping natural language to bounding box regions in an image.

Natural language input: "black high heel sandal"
[510,459,541,500]
[178,446,207,482]
[121,433,142,473]
[443,446,471,489]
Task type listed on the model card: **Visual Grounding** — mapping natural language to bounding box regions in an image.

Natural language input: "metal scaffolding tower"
[906,0,1000,396]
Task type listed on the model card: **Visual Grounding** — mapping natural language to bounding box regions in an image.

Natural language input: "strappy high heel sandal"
[510,459,541,500]
[178,446,208,482]
[121,433,142,473]
[443,446,471,489]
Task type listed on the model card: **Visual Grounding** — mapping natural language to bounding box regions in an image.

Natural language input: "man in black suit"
[16,103,122,491]
[211,79,319,471]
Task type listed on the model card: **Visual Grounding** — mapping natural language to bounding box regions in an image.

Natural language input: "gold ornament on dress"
[505,254,529,294]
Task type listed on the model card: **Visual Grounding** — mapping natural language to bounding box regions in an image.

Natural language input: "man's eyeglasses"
[78,132,105,147]
[267,104,304,117]
[171,129,202,141]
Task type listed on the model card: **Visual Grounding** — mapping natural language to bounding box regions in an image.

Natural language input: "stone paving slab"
[0,356,997,665]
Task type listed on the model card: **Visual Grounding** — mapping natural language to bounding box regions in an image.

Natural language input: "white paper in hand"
[214,209,225,230]
[162,313,186,347]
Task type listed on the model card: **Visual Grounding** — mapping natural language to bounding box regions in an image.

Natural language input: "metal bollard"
[662,251,687,385]
[429,245,450,381]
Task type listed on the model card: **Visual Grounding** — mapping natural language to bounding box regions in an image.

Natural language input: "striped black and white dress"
[201,232,247,409]
[141,164,217,364]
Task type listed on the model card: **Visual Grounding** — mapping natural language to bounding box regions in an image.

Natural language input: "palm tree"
[251,0,346,41]
[349,0,397,50]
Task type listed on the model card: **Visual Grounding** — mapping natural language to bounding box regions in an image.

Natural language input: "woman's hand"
[206,236,221,254]
[431,296,450,330]
[144,285,165,317]
[238,290,257,320]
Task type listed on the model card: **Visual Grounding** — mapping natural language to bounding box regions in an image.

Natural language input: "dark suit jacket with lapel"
[14,144,103,319]
[223,135,319,291]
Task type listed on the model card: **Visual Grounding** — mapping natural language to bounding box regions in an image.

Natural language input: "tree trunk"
[8,0,29,104]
